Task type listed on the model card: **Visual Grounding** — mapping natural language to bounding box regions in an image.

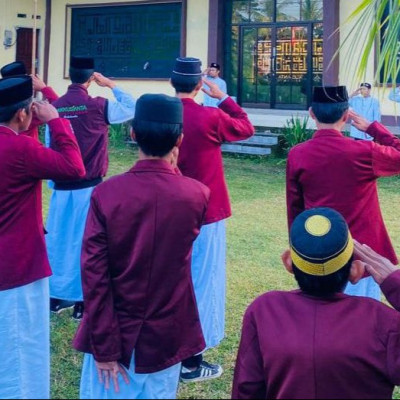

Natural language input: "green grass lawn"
[46,146,400,399]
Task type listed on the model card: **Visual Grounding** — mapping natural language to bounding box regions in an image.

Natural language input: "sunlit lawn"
[46,145,400,399]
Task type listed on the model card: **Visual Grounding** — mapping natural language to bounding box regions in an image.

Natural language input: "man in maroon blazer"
[286,85,400,300]
[0,76,85,399]
[171,57,254,382]
[73,94,209,399]
[232,207,400,399]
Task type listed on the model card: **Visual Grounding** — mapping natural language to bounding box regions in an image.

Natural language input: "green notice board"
[70,2,182,78]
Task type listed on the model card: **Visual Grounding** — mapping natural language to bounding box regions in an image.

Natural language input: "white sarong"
[80,353,181,399]
[46,187,94,301]
[191,219,226,349]
[0,278,50,399]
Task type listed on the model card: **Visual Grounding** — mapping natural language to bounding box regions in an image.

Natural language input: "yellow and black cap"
[290,207,353,276]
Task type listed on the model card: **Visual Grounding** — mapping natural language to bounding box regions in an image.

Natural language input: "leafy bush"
[280,114,314,156]
[108,121,132,147]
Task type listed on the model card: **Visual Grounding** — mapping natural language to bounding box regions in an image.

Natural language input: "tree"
[301,0,323,21]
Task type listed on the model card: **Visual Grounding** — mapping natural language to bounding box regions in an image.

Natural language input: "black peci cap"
[312,86,349,103]
[172,57,202,77]
[0,76,33,107]
[134,94,183,125]
[70,56,95,70]
[1,61,27,78]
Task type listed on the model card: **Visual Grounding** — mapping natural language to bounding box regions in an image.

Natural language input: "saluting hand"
[202,78,225,100]
[92,72,116,89]
[348,109,371,132]
[31,74,46,91]
[32,101,59,123]
[353,240,398,284]
[95,360,130,393]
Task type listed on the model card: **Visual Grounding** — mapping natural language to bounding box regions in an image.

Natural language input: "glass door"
[275,25,309,109]
[239,26,273,107]
[239,23,315,109]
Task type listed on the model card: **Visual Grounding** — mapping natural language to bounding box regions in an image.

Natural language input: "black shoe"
[50,298,75,314]
[180,360,223,383]
[72,301,84,321]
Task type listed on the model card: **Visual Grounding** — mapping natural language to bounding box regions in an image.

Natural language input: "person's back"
[0,76,85,400]
[46,56,135,319]
[287,132,396,263]
[173,58,254,224]
[53,85,108,180]
[287,86,400,267]
[74,160,208,367]
[170,57,253,380]
[232,207,400,399]
[73,94,209,400]
[178,101,243,222]
[237,290,400,399]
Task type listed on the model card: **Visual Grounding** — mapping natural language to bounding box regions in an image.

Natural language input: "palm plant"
[339,0,400,85]
[280,114,313,155]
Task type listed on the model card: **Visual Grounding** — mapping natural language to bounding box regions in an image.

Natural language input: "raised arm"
[93,72,136,124]
[32,74,59,103]
[202,79,254,142]
[349,111,400,177]
[353,241,400,310]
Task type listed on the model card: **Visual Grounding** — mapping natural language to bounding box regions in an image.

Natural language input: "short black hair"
[0,98,32,123]
[131,120,182,157]
[171,75,201,94]
[292,256,353,297]
[311,102,349,124]
[69,67,93,84]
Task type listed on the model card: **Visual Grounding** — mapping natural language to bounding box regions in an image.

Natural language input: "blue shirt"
[349,95,381,140]
[203,76,227,108]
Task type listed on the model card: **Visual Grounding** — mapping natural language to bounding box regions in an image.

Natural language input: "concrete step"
[222,132,279,156]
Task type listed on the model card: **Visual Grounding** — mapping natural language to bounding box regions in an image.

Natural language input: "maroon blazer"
[287,122,400,264]
[178,97,254,224]
[0,118,85,291]
[232,270,400,399]
[73,159,210,373]
[21,86,59,140]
